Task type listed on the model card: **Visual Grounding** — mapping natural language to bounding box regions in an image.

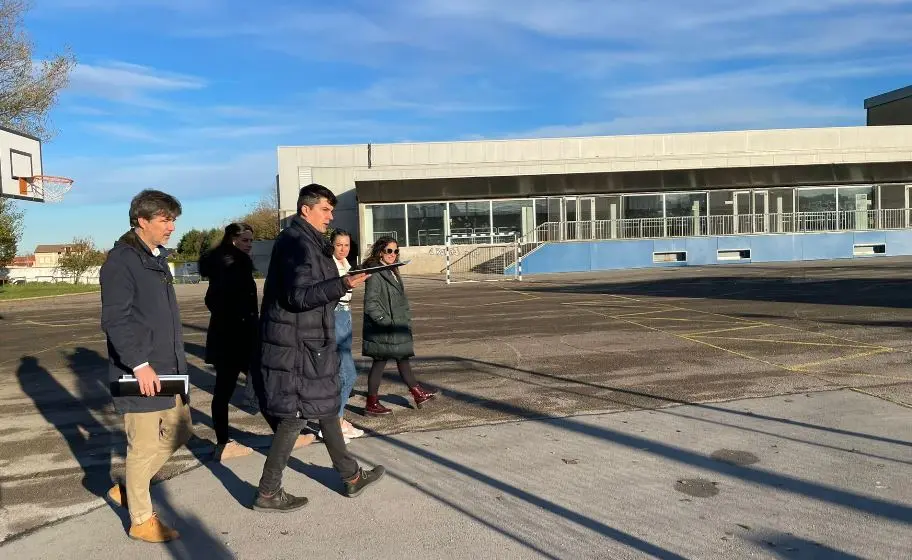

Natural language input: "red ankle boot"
[409,385,439,409]
[365,395,392,416]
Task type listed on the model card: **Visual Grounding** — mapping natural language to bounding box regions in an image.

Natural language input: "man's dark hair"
[297,183,337,215]
[129,189,182,227]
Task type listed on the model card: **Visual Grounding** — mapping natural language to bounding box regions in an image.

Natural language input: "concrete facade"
[277,125,912,273]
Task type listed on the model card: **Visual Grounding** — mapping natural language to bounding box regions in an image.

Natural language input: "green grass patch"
[0,282,100,300]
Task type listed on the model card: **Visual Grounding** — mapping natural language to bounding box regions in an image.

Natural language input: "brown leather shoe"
[129,513,180,543]
[107,484,127,508]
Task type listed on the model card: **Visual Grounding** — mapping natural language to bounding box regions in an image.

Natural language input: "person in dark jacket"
[99,189,191,543]
[199,222,257,461]
[250,183,385,513]
[361,237,438,416]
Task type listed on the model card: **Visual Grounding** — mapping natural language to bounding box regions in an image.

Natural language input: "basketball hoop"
[18,175,74,203]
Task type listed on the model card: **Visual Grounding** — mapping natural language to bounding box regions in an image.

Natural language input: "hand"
[134,365,161,396]
[344,273,370,289]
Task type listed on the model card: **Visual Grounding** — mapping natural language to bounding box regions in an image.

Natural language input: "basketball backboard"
[0,126,43,202]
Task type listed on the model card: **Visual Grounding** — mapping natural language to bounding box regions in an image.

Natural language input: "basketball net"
[18,176,74,203]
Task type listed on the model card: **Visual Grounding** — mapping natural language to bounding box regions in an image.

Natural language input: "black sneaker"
[345,466,386,498]
[252,488,309,513]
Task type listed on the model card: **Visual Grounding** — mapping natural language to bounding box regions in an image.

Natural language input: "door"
[733,191,751,234]
[578,197,595,239]
[905,186,912,228]
[754,191,769,233]
[563,197,577,240]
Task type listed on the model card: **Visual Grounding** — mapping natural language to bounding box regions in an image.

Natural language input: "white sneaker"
[317,430,351,444]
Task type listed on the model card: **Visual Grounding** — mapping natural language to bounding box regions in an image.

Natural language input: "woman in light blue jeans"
[331,229,364,441]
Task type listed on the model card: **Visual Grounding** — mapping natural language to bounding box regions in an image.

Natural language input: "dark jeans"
[212,364,242,446]
[368,358,418,395]
[257,416,360,496]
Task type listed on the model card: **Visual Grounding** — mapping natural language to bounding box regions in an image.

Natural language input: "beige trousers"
[124,396,192,525]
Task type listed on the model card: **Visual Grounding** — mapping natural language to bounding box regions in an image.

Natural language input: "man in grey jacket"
[100,189,190,543]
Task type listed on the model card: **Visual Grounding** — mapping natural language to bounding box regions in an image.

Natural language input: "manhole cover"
[674,478,720,497]
[711,449,760,466]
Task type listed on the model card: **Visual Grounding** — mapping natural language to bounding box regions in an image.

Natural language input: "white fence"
[526,209,910,243]
[2,266,102,284]
[2,261,203,285]
[445,234,521,284]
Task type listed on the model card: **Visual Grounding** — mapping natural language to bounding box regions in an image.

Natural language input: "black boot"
[252,488,309,512]
[344,466,386,498]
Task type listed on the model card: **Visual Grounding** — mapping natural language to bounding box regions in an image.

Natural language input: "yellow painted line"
[604,292,899,351]
[791,348,893,371]
[614,309,680,317]
[583,298,909,383]
[615,317,739,324]
[581,308,800,376]
[682,325,766,336]
[690,336,882,349]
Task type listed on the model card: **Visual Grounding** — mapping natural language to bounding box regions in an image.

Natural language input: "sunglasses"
[384,248,400,254]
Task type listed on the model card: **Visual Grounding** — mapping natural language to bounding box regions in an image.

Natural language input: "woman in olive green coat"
[361,237,438,415]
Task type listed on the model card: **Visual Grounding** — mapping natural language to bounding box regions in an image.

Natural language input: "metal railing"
[522,209,910,243]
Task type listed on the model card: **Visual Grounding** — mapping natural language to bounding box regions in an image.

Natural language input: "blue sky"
[14,0,912,252]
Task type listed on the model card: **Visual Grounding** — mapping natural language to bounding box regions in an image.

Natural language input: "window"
[448,201,491,242]
[664,193,706,218]
[367,204,405,243]
[492,199,534,241]
[623,194,663,219]
[797,188,836,212]
[407,203,446,246]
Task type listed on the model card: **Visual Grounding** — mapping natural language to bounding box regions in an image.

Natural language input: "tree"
[174,227,222,261]
[0,196,23,267]
[236,187,280,240]
[176,228,207,258]
[0,0,76,140]
[57,237,106,284]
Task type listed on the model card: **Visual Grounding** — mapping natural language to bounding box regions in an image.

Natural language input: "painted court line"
[791,349,894,371]
[690,336,882,350]
[579,292,909,384]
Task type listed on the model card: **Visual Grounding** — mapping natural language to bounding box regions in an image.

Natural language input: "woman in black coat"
[361,236,438,415]
[199,222,258,460]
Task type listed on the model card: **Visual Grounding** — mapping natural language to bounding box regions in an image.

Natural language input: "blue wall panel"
[801,232,854,261]
[853,231,887,245]
[684,237,717,265]
[884,230,912,257]
[748,235,802,263]
[521,242,589,274]
[590,240,654,270]
[519,230,912,275]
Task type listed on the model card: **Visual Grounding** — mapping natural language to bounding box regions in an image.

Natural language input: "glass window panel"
[769,188,794,213]
[797,188,836,212]
[837,186,874,211]
[623,194,663,219]
[407,203,445,246]
[448,201,491,241]
[492,199,534,240]
[665,193,706,217]
[369,204,405,244]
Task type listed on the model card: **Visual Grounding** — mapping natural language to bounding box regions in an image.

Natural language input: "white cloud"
[67,61,206,108]
[510,102,860,140]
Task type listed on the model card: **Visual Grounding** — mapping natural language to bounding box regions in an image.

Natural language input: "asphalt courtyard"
[1,257,911,556]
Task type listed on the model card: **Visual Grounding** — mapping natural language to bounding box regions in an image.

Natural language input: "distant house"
[34,244,76,268]
[10,255,35,267]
